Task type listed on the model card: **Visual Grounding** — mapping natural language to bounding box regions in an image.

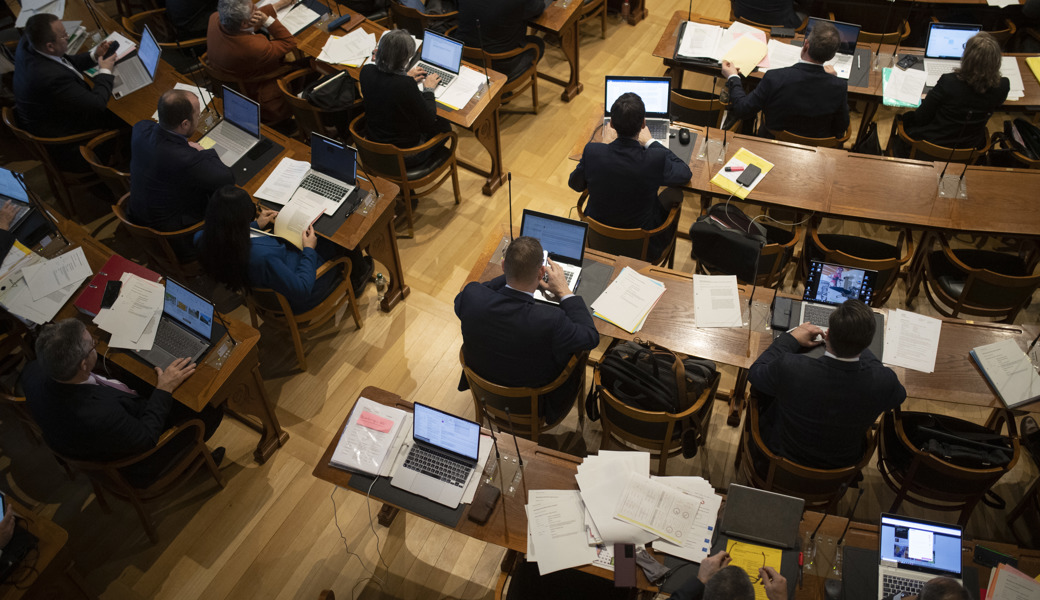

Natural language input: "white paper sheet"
[96,31,137,62]
[591,267,666,334]
[432,66,486,109]
[1002,56,1025,101]
[280,3,321,35]
[612,472,701,545]
[884,66,927,107]
[330,397,409,475]
[575,454,657,545]
[254,157,311,204]
[762,39,801,72]
[22,246,92,301]
[883,309,941,373]
[93,273,165,348]
[693,274,743,328]
[320,28,376,66]
[0,266,81,325]
[16,0,66,28]
[527,490,598,575]
[651,476,722,563]
[677,23,724,61]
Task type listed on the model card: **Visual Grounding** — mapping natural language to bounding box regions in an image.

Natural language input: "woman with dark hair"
[197,186,370,313]
[359,28,451,166]
[900,32,1009,149]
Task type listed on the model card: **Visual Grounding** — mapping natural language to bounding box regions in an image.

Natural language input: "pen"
[857,54,861,69]
[725,166,745,172]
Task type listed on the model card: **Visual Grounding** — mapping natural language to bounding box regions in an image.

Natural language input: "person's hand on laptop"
[721,60,740,78]
[697,551,732,584]
[0,200,17,231]
[422,72,441,90]
[790,322,825,348]
[408,66,427,83]
[539,258,571,300]
[257,207,278,228]
[824,65,837,76]
[155,357,197,393]
[760,566,788,600]
[302,225,317,249]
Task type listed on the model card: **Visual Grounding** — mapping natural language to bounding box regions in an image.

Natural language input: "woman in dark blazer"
[901,32,1010,149]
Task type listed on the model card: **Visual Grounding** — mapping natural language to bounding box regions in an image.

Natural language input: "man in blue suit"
[455,236,599,423]
[568,93,692,260]
[721,20,849,139]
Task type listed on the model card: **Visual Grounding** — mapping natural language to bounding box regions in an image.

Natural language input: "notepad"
[969,338,1040,409]
[710,148,773,199]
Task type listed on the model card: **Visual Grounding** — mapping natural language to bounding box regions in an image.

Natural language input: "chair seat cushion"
[816,234,899,260]
[404,145,452,180]
[927,249,1029,305]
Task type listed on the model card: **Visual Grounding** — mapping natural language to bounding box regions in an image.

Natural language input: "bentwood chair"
[276,68,363,144]
[461,41,541,114]
[112,193,203,282]
[387,0,457,37]
[576,191,683,268]
[122,8,207,73]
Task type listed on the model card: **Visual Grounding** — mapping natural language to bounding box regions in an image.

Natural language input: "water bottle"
[621,0,631,20]
[375,273,386,302]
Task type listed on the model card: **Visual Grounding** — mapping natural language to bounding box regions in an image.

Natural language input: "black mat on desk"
[668,127,698,164]
[789,42,870,88]
[230,137,284,186]
[575,259,614,319]
[345,472,465,528]
[312,189,368,238]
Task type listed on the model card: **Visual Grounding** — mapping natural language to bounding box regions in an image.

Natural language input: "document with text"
[591,267,665,333]
[693,274,743,328]
[883,309,941,373]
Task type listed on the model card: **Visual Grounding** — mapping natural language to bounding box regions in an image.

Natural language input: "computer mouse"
[678,127,691,145]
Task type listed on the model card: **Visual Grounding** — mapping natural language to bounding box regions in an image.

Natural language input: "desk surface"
[0,500,86,600]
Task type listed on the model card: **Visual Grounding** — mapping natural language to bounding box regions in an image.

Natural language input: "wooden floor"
[2,0,1039,598]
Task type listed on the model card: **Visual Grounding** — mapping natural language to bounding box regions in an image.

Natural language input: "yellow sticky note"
[723,36,768,76]
[1026,56,1040,85]
[198,137,216,149]
[726,539,784,600]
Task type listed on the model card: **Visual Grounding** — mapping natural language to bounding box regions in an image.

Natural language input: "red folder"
[74,255,161,316]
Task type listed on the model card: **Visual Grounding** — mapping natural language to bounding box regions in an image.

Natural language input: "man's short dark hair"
[806,21,840,63]
[610,92,645,138]
[920,578,970,600]
[827,299,875,358]
[158,89,196,130]
[35,318,92,381]
[25,14,60,50]
[503,236,543,285]
[704,566,755,600]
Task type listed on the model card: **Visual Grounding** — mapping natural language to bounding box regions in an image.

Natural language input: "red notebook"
[74,255,161,316]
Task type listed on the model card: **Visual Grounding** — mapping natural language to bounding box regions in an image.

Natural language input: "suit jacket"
[359,64,443,150]
[205,6,295,122]
[726,63,849,139]
[669,577,705,600]
[748,333,906,469]
[455,0,544,53]
[569,137,691,231]
[730,0,801,28]
[0,230,14,263]
[128,120,233,232]
[903,73,1010,149]
[12,36,115,138]
[166,0,218,39]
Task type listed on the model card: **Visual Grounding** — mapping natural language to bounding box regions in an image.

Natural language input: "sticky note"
[198,137,216,149]
[357,411,393,433]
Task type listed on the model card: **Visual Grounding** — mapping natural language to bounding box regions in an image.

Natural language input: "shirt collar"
[824,350,859,362]
[504,283,535,298]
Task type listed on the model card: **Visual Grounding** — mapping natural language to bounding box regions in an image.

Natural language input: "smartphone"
[896,54,918,71]
[736,164,762,187]
[102,40,120,59]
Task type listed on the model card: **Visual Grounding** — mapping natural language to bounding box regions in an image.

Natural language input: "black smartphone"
[101,280,122,309]
[102,40,120,59]
[736,164,762,187]
[896,54,918,71]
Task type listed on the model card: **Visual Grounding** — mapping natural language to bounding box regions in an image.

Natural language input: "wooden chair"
[733,394,874,511]
[461,347,589,442]
[877,407,1019,526]
[576,190,683,268]
[857,20,911,45]
[990,130,1040,169]
[905,230,1040,322]
[112,193,204,283]
[695,220,804,289]
[348,114,460,238]
[51,419,225,543]
[276,68,363,144]
[1007,417,1040,545]
[199,52,296,100]
[113,0,160,20]
[769,126,850,150]
[462,41,541,114]
[888,120,991,164]
[596,358,720,476]
[578,0,608,39]
[735,15,806,33]
[823,10,910,45]
[122,8,208,73]
[2,106,106,222]
[387,0,458,37]
[245,257,362,371]
[80,130,131,200]
[669,88,738,130]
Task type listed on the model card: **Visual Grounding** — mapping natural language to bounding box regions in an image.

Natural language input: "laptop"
[134,279,223,370]
[200,86,262,167]
[877,514,963,600]
[0,167,34,231]
[805,17,861,80]
[411,29,464,96]
[604,75,672,139]
[519,209,589,304]
[111,24,161,99]
[923,22,982,87]
[799,260,878,330]
[390,402,481,509]
[290,133,359,216]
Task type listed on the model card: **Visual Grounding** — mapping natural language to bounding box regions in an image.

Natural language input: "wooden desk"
[530,0,585,102]
[294,8,511,195]
[0,501,94,600]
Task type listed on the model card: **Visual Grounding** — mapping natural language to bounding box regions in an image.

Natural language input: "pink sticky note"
[357,411,393,433]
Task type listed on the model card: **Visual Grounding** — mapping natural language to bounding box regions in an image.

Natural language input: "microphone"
[1026,328,1040,354]
[836,487,866,547]
[83,0,107,36]
[810,482,849,542]
[890,0,914,62]
[475,19,492,90]
[479,400,501,461]
[875,0,897,68]
[507,172,514,240]
[701,76,717,165]
[938,110,975,180]
[356,159,380,199]
[687,0,693,20]
[214,311,239,346]
[503,407,524,469]
[746,238,764,358]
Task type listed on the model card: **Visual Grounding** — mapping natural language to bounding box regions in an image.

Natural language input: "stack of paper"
[986,0,1020,7]
[575,451,658,545]
[651,476,721,563]
[883,309,941,372]
[676,22,725,61]
[986,562,1040,600]
[255,157,311,204]
[330,397,411,475]
[320,28,376,66]
[722,30,767,74]
[93,273,165,350]
[430,67,488,110]
[15,0,66,28]
[970,338,1040,409]
[677,21,767,70]
[258,0,324,34]
[1027,56,1040,86]
[710,148,773,199]
[762,39,802,72]
[591,267,666,333]
[1002,56,1026,101]
[693,274,743,328]
[0,247,92,326]
[882,67,927,108]
[526,490,599,575]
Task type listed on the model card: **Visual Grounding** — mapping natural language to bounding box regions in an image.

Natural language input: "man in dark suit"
[721,20,849,139]
[455,0,545,82]
[23,319,224,486]
[748,300,905,469]
[128,89,234,238]
[455,236,599,422]
[166,0,218,39]
[670,551,787,600]
[568,92,692,259]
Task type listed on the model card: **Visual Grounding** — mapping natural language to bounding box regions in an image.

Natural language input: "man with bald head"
[129,89,234,240]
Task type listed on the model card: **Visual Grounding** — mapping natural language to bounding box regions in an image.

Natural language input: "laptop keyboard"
[648,120,670,140]
[924,60,956,86]
[299,173,349,201]
[421,63,456,87]
[882,574,926,598]
[155,319,205,359]
[803,303,836,328]
[403,445,470,488]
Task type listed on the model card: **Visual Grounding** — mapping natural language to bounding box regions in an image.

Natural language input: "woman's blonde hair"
[956,32,1002,94]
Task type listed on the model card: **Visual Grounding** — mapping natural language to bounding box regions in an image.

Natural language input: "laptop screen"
[420,30,464,74]
[805,18,860,55]
[925,23,982,60]
[163,279,215,340]
[879,514,963,576]
[139,24,162,79]
[222,86,261,139]
[311,134,357,184]
[412,402,480,461]
[0,168,30,204]
[519,210,588,264]
[802,260,877,306]
[604,76,671,118]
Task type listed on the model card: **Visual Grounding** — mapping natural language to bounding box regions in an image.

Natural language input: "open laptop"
[289,133,358,216]
[923,22,983,87]
[877,514,963,600]
[604,75,672,139]
[519,209,589,304]
[799,260,878,329]
[411,29,464,95]
[805,17,861,80]
[0,168,34,232]
[200,86,262,167]
[390,402,481,509]
[134,279,223,370]
[111,24,161,99]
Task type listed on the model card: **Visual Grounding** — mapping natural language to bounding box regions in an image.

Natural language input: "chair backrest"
[857,19,910,44]
[756,223,802,288]
[348,115,410,179]
[388,0,458,37]
[276,69,359,144]
[80,130,131,199]
[809,224,913,307]
[575,191,682,266]
[123,8,208,50]
[112,193,202,281]
[893,121,990,163]
[669,89,730,129]
[770,126,850,149]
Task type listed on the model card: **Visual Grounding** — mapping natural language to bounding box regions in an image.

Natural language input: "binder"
[74,255,161,316]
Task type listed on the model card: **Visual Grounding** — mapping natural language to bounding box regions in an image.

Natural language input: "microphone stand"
[889,0,915,66]
[474,19,492,99]
[937,111,974,198]
[874,0,897,71]
[697,76,718,162]
[507,172,514,240]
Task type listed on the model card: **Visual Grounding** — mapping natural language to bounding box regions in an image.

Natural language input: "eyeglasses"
[729,542,767,584]
[84,335,99,359]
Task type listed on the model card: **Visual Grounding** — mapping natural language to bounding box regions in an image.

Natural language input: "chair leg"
[288,320,307,371]
[400,188,415,239]
[127,492,159,544]
[600,4,607,38]
[347,284,363,330]
[531,71,539,115]
[450,162,461,205]
[203,445,227,488]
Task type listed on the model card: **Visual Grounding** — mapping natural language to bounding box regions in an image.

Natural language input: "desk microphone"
[746,238,764,358]
[357,159,380,199]
[503,407,524,469]
[475,19,492,90]
[836,487,865,547]
[890,0,914,62]
[479,400,501,461]
[809,482,848,542]
[703,76,718,166]
[874,0,897,68]
[507,172,514,240]
[83,0,107,36]
[938,111,975,181]
[687,0,693,20]
[1026,328,1040,354]
[214,311,239,346]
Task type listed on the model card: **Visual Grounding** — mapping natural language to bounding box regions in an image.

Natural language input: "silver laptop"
[200,86,262,166]
[604,75,672,139]
[805,18,861,80]
[877,514,963,600]
[923,22,982,87]
[519,209,589,305]
[290,133,357,216]
[111,24,161,99]
[390,402,481,509]
[134,279,219,370]
[799,260,878,330]
[0,168,34,231]
[412,29,464,97]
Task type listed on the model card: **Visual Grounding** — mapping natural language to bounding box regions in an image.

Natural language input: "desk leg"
[726,367,750,427]
[456,106,507,196]
[225,355,290,464]
[362,196,411,312]
[537,22,583,101]
[377,504,400,527]
[626,0,648,24]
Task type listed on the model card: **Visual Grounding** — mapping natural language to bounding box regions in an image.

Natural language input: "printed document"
[613,471,701,545]
[22,246,92,301]
[970,338,1040,409]
[762,40,801,72]
[575,452,656,545]
[883,67,927,107]
[591,267,666,333]
[727,539,783,600]
[0,252,81,325]
[16,0,66,28]
[651,476,721,563]
[883,309,941,373]
[94,273,165,350]
[677,23,724,61]
[320,29,376,66]
[254,157,311,204]
[274,195,326,250]
[330,397,409,475]
[693,274,743,328]
[434,67,486,109]
[986,563,1040,600]
[527,489,597,575]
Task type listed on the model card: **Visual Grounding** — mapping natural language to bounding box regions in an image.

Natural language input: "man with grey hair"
[206,0,296,123]
[23,319,224,485]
